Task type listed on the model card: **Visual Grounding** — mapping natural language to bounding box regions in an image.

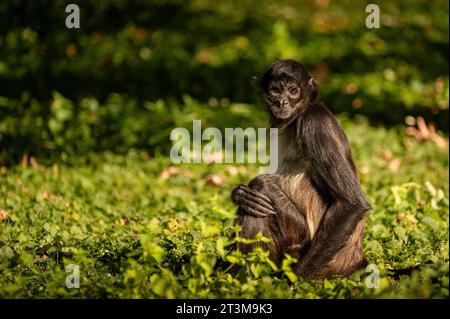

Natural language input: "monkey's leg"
[227,211,273,276]
[234,174,311,263]
[318,217,367,278]
[295,200,367,279]
[251,175,312,261]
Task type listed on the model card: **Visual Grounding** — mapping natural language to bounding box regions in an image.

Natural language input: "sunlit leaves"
[0,113,448,298]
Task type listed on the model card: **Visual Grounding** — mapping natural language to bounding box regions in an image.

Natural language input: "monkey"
[230,59,371,279]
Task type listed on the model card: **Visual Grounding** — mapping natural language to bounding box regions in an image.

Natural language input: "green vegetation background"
[0,0,448,298]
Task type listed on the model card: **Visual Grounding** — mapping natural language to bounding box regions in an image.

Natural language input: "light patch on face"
[266,80,303,119]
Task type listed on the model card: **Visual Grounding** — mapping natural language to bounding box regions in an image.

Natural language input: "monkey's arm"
[231,184,277,217]
[295,104,371,278]
[232,174,299,218]
[233,175,311,249]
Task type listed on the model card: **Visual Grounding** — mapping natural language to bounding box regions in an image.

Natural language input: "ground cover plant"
[0,0,448,299]
[0,102,448,298]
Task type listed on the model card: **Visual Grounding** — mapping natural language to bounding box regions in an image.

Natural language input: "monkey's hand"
[231,184,276,218]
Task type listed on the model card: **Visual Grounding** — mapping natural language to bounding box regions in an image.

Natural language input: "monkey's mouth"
[272,108,293,119]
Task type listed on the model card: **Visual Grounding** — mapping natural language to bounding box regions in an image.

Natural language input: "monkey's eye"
[289,88,299,95]
[269,87,281,95]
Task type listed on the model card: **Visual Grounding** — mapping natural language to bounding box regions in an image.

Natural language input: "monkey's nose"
[280,100,288,107]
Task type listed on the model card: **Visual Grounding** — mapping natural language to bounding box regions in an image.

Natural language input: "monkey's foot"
[231,184,276,218]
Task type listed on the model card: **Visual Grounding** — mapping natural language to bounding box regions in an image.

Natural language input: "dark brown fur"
[231,60,371,279]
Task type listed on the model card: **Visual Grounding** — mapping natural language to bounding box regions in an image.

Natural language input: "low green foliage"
[0,111,448,298]
[0,0,447,299]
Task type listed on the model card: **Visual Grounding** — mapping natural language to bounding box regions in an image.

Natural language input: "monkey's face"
[265,80,302,119]
[260,60,318,122]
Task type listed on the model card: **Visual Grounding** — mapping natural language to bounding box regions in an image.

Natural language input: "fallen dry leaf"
[42,191,52,201]
[226,166,239,176]
[0,208,9,221]
[159,167,193,181]
[204,174,226,187]
[402,139,413,150]
[30,156,45,171]
[238,166,247,174]
[202,151,223,163]
[388,158,402,172]
[406,116,448,149]
[141,151,153,160]
[314,0,330,8]
[380,150,393,161]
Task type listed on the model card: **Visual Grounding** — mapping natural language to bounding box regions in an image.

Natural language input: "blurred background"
[0,1,449,299]
[0,0,448,165]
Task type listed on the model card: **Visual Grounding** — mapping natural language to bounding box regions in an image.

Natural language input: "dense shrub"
[0,0,448,164]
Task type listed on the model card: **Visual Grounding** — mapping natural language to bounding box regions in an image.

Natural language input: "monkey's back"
[275,131,367,278]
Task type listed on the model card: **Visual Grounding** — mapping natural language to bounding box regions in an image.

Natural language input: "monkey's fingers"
[236,191,274,212]
[239,205,272,218]
[236,185,274,209]
[231,184,245,204]
[239,199,277,217]
[232,185,276,217]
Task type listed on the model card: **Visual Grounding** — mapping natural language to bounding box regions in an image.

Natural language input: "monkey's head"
[260,59,318,122]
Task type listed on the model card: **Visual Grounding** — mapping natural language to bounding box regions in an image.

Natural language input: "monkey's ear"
[308,77,318,88]
[308,77,319,102]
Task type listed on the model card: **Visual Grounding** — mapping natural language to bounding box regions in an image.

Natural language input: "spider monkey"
[231,59,371,279]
